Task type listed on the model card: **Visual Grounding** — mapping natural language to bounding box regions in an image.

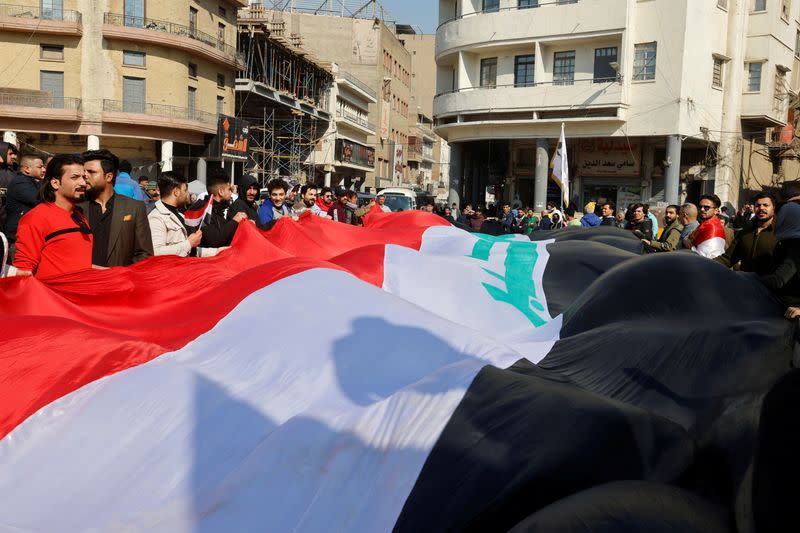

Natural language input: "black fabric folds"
[394,227,794,533]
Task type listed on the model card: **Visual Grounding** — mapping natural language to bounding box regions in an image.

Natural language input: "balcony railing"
[0,92,81,110]
[337,70,377,100]
[439,0,578,29]
[336,108,376,132]
[0,3,81,23]
[104,13,240,61]
[103,99,217,124]
[435,77,619,97]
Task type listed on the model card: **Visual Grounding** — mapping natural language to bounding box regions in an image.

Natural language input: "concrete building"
[0,0,245,178]
[401,32,449,195]
[247,2,414,189]
[434,0,800,211]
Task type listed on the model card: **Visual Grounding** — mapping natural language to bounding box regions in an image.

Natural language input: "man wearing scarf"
[315,186,334,217]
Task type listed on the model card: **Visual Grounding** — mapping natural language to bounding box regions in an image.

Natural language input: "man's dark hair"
[119,160,132,173]
[18,152,44,169]
[643,203,650,214]
[300,184,317,195]
[158,171,188,198]
[782,181,800,200]
[267,178,288,194]
[502,202,511,208]
[39,153,84,203]
[699,194,722,208]
[601,201,616,212]
[564,207,576,217]
[206,166,230,194]
[320,186,332,197]
[82,149,120,185]
[667,204,681,212]
[138,176,149,184]
[546,201,556,210]
[752,192,777,206]
[346,190,358,201]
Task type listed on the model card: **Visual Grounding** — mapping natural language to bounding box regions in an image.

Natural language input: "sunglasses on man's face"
[699,205,715,211]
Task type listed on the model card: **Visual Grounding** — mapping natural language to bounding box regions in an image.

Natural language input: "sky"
[381,0,438,34]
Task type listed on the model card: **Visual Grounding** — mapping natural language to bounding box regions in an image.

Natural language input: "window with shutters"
[40,71,64,108]
[123,51,145,67]
[123,76,145,113]
[189,7,198,35]
[633,42,657,81]
[554,51,576,86]
[712,57,724,88]
[480,57,497,88]
[40,44,64,61]
[124,0,144,28]
[188,87,197,119]
[593,47,618,82]
[40,0,63,20]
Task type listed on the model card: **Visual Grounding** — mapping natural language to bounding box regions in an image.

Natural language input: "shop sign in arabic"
[578,139,641,176]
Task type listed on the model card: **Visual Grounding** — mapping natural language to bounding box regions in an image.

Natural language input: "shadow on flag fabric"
[0,214,795,533]
[551,123,569,207]
[183,195,214,228]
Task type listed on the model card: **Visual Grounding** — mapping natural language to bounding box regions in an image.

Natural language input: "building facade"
[435,0,800,211]
[0,0,245,177]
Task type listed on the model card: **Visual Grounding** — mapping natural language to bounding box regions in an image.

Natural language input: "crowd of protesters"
[3,144,800,324]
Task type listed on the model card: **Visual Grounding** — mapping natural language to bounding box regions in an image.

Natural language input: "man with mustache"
[717,192,778,275]
[11,153,94,278]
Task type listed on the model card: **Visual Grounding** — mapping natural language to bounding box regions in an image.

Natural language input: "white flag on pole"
[551,123,569,207]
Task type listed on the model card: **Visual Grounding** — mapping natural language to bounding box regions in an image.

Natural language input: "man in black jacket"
[230,173,260,225]
[187,167,247,247]
[0,141,20,233]
[4,153,45,263]
[717,192,777,275]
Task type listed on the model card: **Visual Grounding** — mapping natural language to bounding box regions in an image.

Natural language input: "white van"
[376,188,434,212]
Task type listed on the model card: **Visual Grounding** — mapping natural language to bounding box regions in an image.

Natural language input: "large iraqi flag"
[0,213,797,532]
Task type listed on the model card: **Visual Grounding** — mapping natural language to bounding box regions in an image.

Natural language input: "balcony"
[103,13,243,69]
[0,3,81,36]
[102,100,217,141]
[336,70,377,102]
[335,108,377,135]
[0,91,82,123]
[436,0,626,59]
[433,79,627,128]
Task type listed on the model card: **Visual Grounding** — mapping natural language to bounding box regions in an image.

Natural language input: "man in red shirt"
[12,153,93,279]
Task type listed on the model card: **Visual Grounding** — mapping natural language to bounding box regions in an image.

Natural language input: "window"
[124,0,144,28]
[40,70,64,108]
[482,0,499,13]
[123,76,145,113]
[593,47,618,82]
[217,96,224,115]
[519,0,539,7]
[40,44,64,61]
[712,57,724,88]
[746,62,762,92]
[717,0,728,8]
[480,57,497,88]
[188,62,198,78]
[514,55,535,87]
[189,7,198,35]
[782,0,790,20]
[633,42,657,81]
[123,50,145,67]
[40,0,63,20]
[753,0,767,10]
[188,87,196,119]
[218,23,225,46]
[553,51,576,86]
[796,30,800,58]
[218,6,227,17]
[217,73,225,87]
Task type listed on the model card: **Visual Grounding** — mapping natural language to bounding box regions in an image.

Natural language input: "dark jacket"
[0,141,18,233]
[188,197,239,248]
[628,218,653,240]
[79,194,153,267]
[645,219,684,253]
[230,174,260,226]
[760,238,800,306]
[5,172,40,242]
[328,200,348,223]
[716,223,777,275]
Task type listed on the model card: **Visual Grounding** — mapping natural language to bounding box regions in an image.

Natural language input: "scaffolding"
[237,13,332,186]
[247,109,321,185]
[255,0,392,23]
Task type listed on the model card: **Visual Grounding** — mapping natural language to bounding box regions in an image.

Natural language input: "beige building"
[435,0,800,211]
[0,0,245,177]
[249,5,414,189]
